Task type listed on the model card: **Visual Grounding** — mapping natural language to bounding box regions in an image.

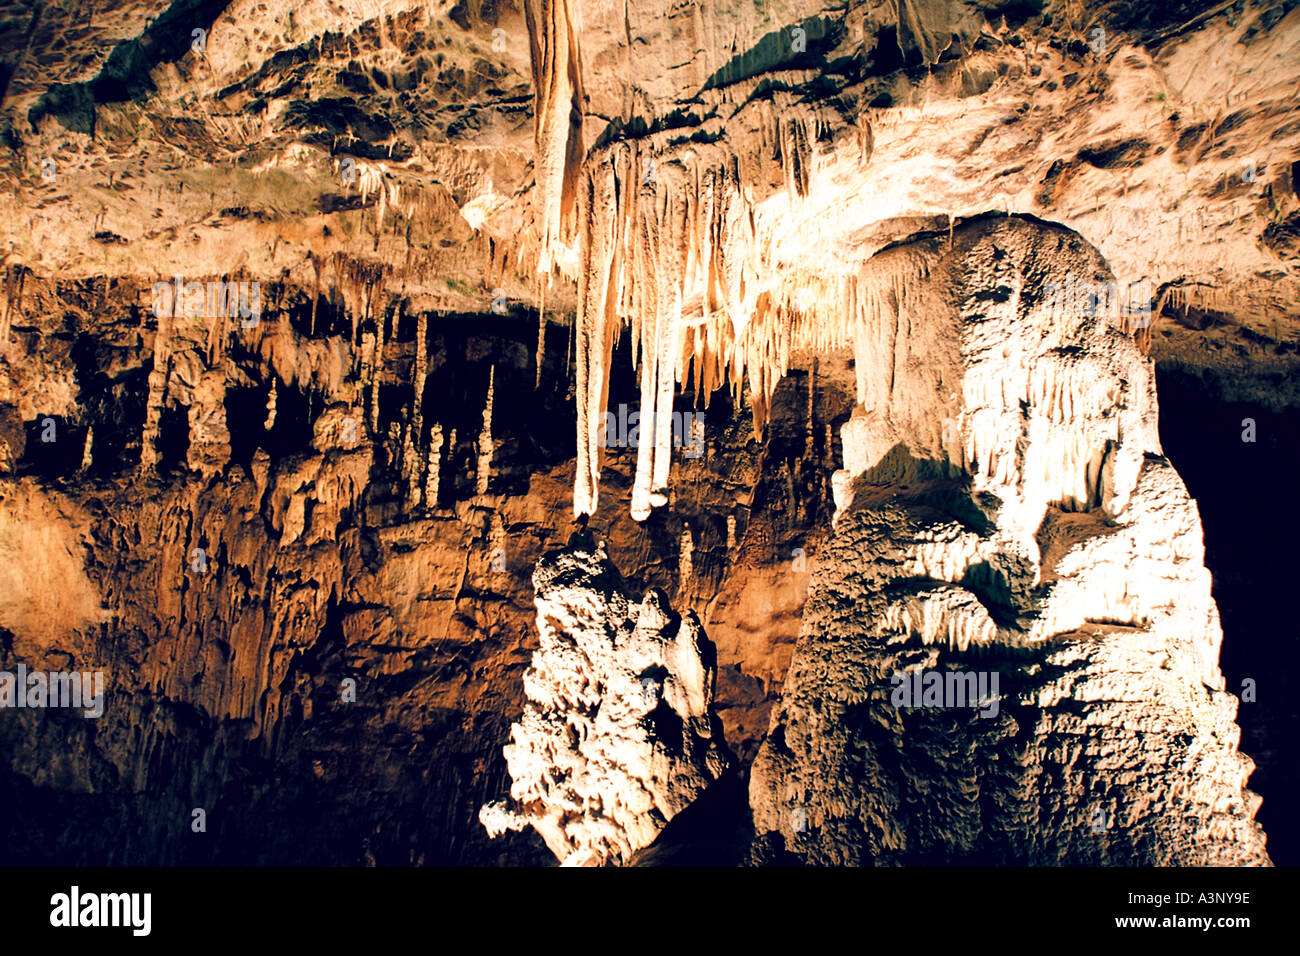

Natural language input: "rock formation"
[0,0,1295,868]
[480,543,729,866]
[749,215,1270,865]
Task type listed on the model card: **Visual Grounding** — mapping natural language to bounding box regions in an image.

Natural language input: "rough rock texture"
[480,543,729,865]
[0,271,834,865]
[750,215,1269,865]
[0,0,1295,866]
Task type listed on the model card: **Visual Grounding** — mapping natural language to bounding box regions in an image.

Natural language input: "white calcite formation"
[480,543,729,866]
[476,366,495,497]
[749,215,1270,866]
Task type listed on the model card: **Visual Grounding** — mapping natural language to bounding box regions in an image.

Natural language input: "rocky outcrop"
[481,543,729,866]
[749,215,1270,866]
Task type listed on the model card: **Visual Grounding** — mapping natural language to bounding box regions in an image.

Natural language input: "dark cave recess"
[1155,366,1300,866]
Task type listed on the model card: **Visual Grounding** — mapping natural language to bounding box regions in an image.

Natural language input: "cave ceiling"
[3,0,1297,417]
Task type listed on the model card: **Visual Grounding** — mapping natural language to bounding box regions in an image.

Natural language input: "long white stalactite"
[524,0,585,282]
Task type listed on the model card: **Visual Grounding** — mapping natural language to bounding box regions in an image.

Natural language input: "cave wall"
[0,272,849,864]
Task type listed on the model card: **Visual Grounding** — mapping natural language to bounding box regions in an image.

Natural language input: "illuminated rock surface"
[0,0,1295,866]
[480,543,729,865]
[750,215,1270,865]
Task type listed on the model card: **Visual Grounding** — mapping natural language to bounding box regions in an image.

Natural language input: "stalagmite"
[407,302,427,505]
[264,379,277,431]
[139,293,174,475]
[425,424,443,506]
[476,367,495,497]
[79,426,93,472]
[404,433,422,507]
[679,523,694,584]
[750,216,1267,866]
[488,512,507,571]
[480,544,728,865]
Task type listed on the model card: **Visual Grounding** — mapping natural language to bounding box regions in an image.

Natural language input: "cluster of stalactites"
[570,117,830,518]
[514,1,841,520]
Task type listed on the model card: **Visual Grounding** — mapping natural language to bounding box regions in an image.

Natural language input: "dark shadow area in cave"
[265,379,317,464]
[69,334,150,477]
[155,404,190,475]
[415,310,577,500]
[281,286,352,339]
[629,766,753,866]
[224,384,267,468]
[18,415,84,479]
[1155,367,1300,866]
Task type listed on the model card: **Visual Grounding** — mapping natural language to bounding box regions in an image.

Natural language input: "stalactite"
[347,257,359,346]
[726,514,736,552]
[1,263,26,343]
[806,357,817,454]
[309,252,321,336]
[566,313,574,386]
[651,288,682,499]
[476,366,495,497]
[573,158,622,517]
[359,329,376,430]
[0,268,11,345]
[850,246,934,407]
[535,305,546,389]
[205,286,227,368]
[564,99,824,519]
[857,113,874,166]
[785,462,796,529]
[374,297,390,433]
[524,0,586,280]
